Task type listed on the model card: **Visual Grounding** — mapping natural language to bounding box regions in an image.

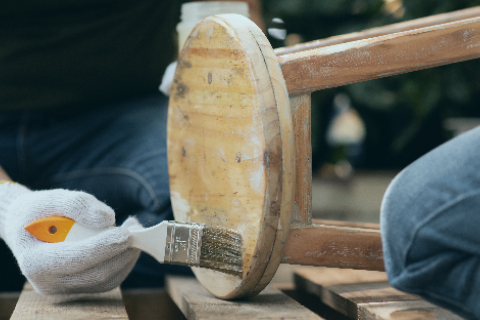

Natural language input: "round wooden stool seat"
[167,14,295,299]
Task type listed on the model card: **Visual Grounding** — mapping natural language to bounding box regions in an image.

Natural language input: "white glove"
[0,181,142,294]
[159,61,177,96]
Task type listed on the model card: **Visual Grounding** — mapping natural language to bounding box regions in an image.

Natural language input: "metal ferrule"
[164,221,204,267]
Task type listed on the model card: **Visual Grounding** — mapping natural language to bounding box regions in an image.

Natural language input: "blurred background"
[260,0,480,222]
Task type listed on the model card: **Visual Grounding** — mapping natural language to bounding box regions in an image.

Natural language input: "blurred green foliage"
[262,0,480,170]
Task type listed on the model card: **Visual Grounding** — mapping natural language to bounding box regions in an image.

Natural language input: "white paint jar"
[176,1,249,52]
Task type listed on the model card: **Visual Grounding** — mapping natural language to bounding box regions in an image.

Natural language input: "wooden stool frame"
[167,7,480,299]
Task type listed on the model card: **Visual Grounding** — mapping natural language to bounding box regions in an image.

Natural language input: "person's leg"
[381,126,480,319]
[23,94,192,288]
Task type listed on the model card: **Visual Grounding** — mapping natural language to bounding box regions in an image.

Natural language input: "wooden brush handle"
[283,220,384,271]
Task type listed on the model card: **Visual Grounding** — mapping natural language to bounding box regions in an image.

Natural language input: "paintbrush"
[24,217,244,277]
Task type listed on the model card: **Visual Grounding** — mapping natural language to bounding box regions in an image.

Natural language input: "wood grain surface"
[283,222,384,271]
[279,16,480,95]
[294,268,460,319]
[9,283,128,320]
[359,300,463,320]
[168,13,294,299]
[275,6,480,55]
[166,276,323,320]
[290,94,312,226]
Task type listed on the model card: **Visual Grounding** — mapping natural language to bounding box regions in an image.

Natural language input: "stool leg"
[283,222,384,271]
[290,93,312,226]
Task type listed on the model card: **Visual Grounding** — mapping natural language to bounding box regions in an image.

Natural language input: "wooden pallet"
[3,271,465,320]
[294,268,462,320]
[9,283,128,320]
[5,278,323,320]
[5,283,186,320]
[166,276,323,320]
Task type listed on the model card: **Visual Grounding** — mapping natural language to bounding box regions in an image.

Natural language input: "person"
[0,0,264,294]
[381,125,480,319]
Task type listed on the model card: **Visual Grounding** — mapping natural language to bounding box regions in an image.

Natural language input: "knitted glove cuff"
[0,181,31,239]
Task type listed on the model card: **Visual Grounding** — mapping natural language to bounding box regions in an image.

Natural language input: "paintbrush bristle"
[199,226,244,277]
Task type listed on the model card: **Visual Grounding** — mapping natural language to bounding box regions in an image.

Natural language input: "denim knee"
[381,127,480,319]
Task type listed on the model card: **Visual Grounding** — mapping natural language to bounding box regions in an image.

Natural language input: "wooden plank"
[359,300,463,320]
[283,223,384,271]
[166,276,323,320]
[294,268,460,319]
[294,268,398,318]
[279,17,480,95]
[9,283,128,320]
[274,6,480,55]
[122,289,186,320]
[290,94,312,225]
[295,268,414,318]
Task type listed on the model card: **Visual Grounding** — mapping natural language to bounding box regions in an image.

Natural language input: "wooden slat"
[274,6,480,55]
[294,268,460,319]
[283,223,384,271]
[295,268,396,318]
[10,283,128,320]
[359,300,463,320]
[166,276,323,320]
[290,93,312,225]
[279,17,480,95]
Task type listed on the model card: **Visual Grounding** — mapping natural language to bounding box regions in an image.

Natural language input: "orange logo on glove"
[25,217,75,243]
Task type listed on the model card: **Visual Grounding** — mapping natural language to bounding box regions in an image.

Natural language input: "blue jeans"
[0,93,192,291]
[381,126,480,319]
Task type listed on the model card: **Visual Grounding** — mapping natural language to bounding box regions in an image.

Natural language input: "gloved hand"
[159,61,177,96]
[0,181,142,294]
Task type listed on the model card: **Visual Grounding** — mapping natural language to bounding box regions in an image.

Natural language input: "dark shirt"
[0,0,179,113]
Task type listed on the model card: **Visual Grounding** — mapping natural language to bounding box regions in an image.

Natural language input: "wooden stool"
[167,8,480,299]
